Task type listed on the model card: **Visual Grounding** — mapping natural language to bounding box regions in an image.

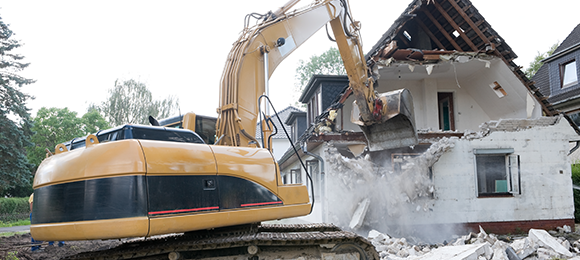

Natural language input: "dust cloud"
[323,137,458,244]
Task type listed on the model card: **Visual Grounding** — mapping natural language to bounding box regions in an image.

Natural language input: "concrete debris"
[559,225,573,234]
[479,117,559,133]
[349,198,371,229]
[368,226,580,260]
[423,116,564,141]
[528,229,573,257]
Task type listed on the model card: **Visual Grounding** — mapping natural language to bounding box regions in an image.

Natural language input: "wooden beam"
[432,0,478,51]
[462,4,472,12]
[415,18,446,50]
[446,0,491,46]
[422,9,463,51]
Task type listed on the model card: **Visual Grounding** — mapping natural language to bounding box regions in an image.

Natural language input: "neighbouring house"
[534,23,580,117]
[255,106,304,160]
[533,23,580,162]
[278,0,580,239]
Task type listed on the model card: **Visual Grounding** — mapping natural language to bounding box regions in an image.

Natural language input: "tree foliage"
[99,79,179,126]
[0,16,35,195]
[27,107,110,169]
[295,47,346,91]
[81,108,110,134]
[525,42,559,79]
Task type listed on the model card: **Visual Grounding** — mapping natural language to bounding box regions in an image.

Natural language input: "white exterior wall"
[280,145,327,223]
[337,59,543,133]
[271,139,291,160]
[254,138,291,160]
[408,118,575,225]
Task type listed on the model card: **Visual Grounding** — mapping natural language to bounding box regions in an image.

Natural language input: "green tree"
[27,107,84,168]
[295,47,346,90]
[81,108,110,134]
[27,107,110,169]
[99,79,179,126]
[0,16,35,195]
[525,42,559,79]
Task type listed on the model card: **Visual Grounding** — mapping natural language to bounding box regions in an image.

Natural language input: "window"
[561,60,578,88]
[438,92,455,131]
[475,149,520,197]
[307,89,321,125]
[284,169,302,184]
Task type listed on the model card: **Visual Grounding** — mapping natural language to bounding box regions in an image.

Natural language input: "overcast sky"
[2,0,579,119]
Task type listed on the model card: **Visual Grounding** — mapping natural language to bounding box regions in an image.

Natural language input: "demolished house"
[278,0,580,241]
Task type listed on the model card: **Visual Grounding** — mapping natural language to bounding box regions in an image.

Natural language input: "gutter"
[541,42,580,63]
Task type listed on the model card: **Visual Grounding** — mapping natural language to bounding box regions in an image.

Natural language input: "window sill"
[477,193,513,198]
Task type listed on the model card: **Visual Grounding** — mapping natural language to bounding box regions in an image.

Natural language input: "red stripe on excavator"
[241,201,283,207]
[149,206,219,215]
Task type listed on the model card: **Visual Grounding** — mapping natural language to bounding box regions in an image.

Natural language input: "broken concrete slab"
[410,243,492,260]
[349,198,370,229]
[528,228,573,258]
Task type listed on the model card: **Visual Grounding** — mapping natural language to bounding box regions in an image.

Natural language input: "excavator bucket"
[361,89,418,151]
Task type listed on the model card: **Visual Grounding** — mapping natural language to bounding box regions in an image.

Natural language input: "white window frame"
[561,60,578,88]
[474,149,520,197]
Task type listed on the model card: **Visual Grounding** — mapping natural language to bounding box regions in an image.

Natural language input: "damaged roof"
[365,0,556,116]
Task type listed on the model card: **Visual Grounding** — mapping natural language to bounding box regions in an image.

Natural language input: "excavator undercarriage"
[66,223,379,260]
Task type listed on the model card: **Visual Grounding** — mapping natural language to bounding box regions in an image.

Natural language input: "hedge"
[572,164,580,222]
[0,197,30,222]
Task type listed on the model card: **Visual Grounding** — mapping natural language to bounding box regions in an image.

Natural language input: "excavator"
[30,0,416,259]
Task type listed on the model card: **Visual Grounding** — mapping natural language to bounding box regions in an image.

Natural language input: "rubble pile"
[367,226,580,260]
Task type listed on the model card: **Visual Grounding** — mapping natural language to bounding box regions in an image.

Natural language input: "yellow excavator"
[31,0,416,259]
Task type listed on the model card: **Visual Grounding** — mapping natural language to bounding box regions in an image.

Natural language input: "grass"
[0,231,28,237]
[0,219,30,228]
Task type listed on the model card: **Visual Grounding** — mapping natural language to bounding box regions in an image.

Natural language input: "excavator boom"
[216,0,417,151]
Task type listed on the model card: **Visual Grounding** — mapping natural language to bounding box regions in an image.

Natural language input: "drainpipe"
[570,141,580,156]
[302,143,326,222]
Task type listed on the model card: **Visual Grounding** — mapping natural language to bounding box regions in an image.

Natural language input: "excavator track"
[66,223,379,260]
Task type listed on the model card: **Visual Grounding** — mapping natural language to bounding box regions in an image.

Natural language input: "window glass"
[133,128,204,144]
[562,61,578,88]
[97,129,124,143]
[476,154,507,195]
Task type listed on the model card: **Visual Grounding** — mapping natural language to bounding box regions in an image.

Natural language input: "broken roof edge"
[365,0,422,61]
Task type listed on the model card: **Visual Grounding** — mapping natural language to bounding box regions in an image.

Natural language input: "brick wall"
[462,218,575,235]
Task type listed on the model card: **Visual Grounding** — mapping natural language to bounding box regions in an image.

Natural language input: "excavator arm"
[217,0,417,151]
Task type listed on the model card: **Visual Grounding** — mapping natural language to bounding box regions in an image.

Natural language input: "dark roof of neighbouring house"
[364,0,556,116]
[298,75,349,103]
[285,110,306,125]
[256,106,304,139]
[534,23,580,105]
[553,24,580,54]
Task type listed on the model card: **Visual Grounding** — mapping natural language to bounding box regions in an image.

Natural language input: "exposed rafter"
[365,0,558,116]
